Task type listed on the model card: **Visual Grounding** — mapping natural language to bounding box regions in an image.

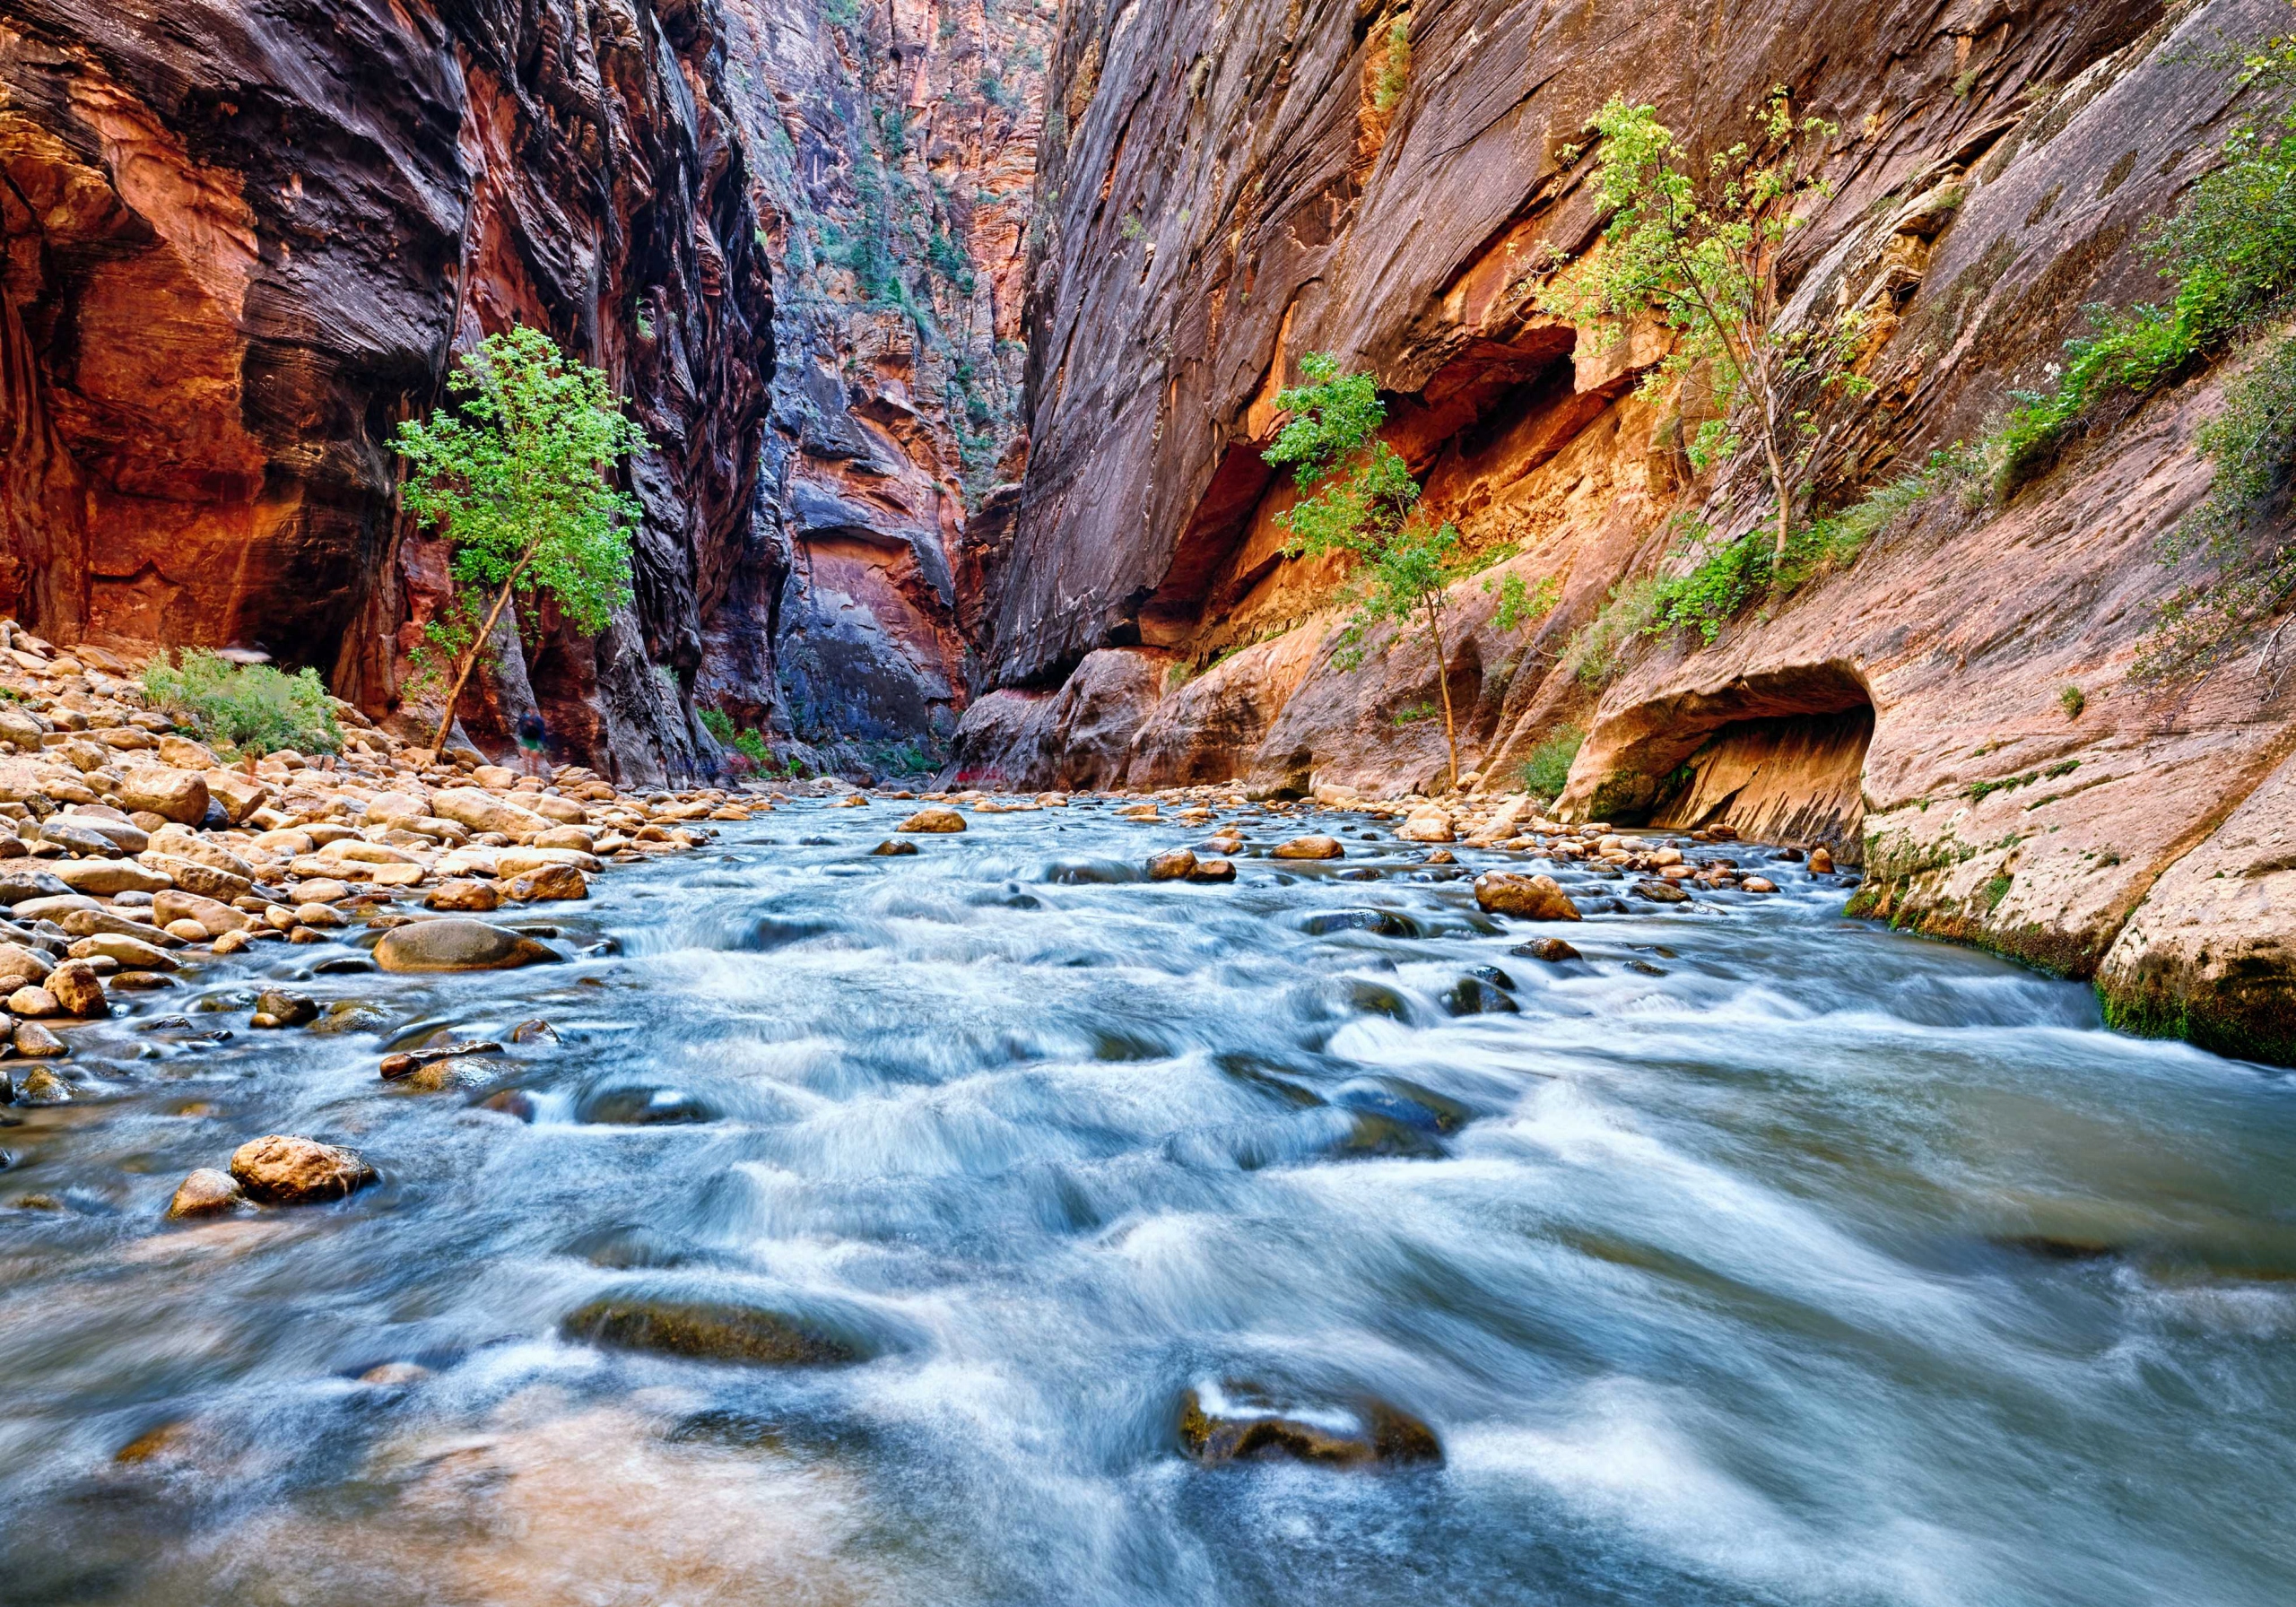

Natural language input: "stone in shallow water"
[1300,908,1422,938]
[166,1167,245,1219]
[871,838,918,856]
[250,989,317,1029]
[1146,848,1196,880]
[560,1296,866,1366]
[1177,1384,1441,1467]
[374,918,557,973]
[897,807,966,833]
[1473,872,1581,921]
[1631,879,1690,905]
[1187,857,1236,882]
[228,1134,376,1204]
[578,1085,718,1126]
[1272,835,1344,860]
[1511,937,1582,962]
[1441,976,1519,1015]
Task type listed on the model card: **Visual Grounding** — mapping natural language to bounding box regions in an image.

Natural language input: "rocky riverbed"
[2,769,2292,1605]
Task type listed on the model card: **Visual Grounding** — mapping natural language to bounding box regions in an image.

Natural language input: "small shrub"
[2058,683,2086,718]
[1518,725,1585,799]
[1391,700,1437,725]
[1373,15,1412,112]
[1483,570,1560,632]
[1561,576,1665,684]
[142,650,342,757]
[698,707,736,743]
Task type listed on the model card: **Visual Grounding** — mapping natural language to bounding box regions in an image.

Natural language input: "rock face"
[947,0,2296,1060]
[0,0,772,785]
[691,0,1054,771]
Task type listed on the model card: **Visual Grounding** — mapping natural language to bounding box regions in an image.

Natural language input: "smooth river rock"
[561,1296,867,1366]
[1473,872,1583,921]
[1273,836,1344,860]
[897,807,967,833]
[374,919,558,973]
[228,1135,377,1204]
[1177,1385,1441,1467]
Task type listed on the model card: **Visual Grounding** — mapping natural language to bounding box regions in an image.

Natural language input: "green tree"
[1541,91,1870,573]
[1265,352,1469,790]
[393,326,648,754]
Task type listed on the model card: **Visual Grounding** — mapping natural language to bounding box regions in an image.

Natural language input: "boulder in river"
[228,1135,376,1204]
[15,1059,71,1096]
[374,918,557,973]
[1178,1385,1440,1467]
[1631,879,1691,905]
[561,1295,867,1365]
[1740,876,1779,893]
[1511,937,1582,962]
[1273,836,1344,860]
[871,838,918,856]
[166,1168,246,1219]
[897,807,967,833]
[1188,857,1237,882]
[250,989,317,1029]
[1441,976,1520,1015]
[1808,847,1836,873]
[1147,848,1197,881]
[1473,872,1581,921]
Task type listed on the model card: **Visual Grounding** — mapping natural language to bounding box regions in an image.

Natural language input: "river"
[2,796,2291,1605]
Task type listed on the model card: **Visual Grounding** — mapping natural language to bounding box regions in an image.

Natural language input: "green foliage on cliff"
[1541,91,1870,569]
[142,650,342,759]
[393,326,645,751]
[1267,352,1471,788]
[1373,15,1412,112]
[1518,725,1584,800]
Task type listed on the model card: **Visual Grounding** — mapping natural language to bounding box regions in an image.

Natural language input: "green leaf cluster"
[393,326,645,641]
[1518,724,1584,800]
[142,649,343,758]
[1540,91,1871,559]
[1265,352,1473,785]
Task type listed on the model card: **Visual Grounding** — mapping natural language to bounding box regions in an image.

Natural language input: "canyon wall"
[0,0,773,783]
[958,0,2296,1061]
[696,0,1048,770]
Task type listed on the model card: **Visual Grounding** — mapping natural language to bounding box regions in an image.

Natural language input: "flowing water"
[2,799,2292,1606]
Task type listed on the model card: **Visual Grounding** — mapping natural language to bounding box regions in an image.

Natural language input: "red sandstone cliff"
[0,0,772,783]
[954,0,2295,1060]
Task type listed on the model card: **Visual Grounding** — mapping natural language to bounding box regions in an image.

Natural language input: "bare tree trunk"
[1426,595,1460,793]
[429,549,537,755]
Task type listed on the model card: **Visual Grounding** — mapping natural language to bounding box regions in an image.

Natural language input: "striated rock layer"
[0,0,773,783]
[957,0,2296,1060]
[696,0,1050,770]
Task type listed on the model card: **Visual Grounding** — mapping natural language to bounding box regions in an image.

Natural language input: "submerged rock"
[1300,908,1422,938]
[561,1295,866,1365]
[1631,880,1691,905]
[1177,1385,1441,1467]
[1511,937,1582,962]
[228,1135,376,1204]
[1441,976,1519,1015]
[871,838,919,856]
[250,989,317,1029]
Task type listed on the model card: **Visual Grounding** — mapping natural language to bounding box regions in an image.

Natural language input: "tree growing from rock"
[1265,352,1468,790]
[393,326,648,754]
[1541,90,1868,573]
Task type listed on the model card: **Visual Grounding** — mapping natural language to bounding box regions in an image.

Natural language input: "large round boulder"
[1273,836,1344,860]
[227,1134,376,1204]
[1473,871,1582,921]
[373,918,557,973]
[115,767,210,825]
